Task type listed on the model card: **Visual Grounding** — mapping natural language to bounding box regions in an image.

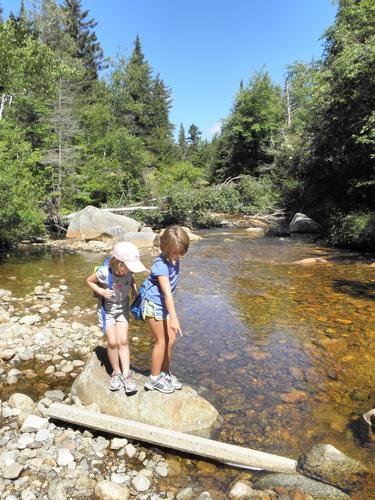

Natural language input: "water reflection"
[1,231,374,486]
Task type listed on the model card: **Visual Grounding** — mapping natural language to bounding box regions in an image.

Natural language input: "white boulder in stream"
[66,205,142,240]
[71,348,221,437]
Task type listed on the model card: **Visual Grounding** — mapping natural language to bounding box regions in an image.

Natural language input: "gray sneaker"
[163,371,182,390]
[123,371,137,394]
[109,373,122,391]
[144,375,174,394]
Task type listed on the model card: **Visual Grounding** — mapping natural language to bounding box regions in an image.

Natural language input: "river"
[1,228,374,496]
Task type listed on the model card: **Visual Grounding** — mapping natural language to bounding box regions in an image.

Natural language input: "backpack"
[94,257,112,334]
[131,280,148,320]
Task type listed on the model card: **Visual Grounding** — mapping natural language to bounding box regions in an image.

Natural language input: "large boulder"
[298,444,369,492]
[66,206,142,240]
[71,348,222,438]
[121,231,157,248]
[290,213,321,234]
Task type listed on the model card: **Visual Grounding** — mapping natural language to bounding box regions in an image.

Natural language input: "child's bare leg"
[161,318,176,372]
[147,318,166,376]
[116,321,130,376]
[106,324,121,374]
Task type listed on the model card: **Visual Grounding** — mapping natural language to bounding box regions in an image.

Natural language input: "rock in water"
[290,213,321,234]
[71,348,222,437]
[298,444,369,492]
[66,205,141,240]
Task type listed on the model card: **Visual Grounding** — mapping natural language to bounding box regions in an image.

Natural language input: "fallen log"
[46,403,297,474]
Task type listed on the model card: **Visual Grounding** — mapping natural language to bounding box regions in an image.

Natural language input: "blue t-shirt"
[143,254,180,306]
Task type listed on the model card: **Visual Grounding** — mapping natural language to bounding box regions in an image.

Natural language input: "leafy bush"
[237,175,281,214]
[0,125,46,248]
[327,212,375,250]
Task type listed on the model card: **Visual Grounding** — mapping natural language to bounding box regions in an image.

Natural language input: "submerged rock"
[253,473,350,499]
[71,348,222,437]
[298,444,369,492]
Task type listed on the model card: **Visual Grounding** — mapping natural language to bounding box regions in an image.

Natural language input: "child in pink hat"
[87,241,147,394]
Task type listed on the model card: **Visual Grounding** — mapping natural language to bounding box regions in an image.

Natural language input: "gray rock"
[228,480,254,498]
[19,315,41,326]
[176,487,195,500]
[290,213,321,233]
[66,205,141,240]
[298,444,369,492]
[94,480,130,500]
[20,415,48,433]
[8,393,35,414]
[71,352,221,437]
[56,448,74,466]
[1,462,23,479]
[254,473,350,499]
[44,390,65,402]
[110,438,128,450]
[131,473,151,492]
[110,472,128,484]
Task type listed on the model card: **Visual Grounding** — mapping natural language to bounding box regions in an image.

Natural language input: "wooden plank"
[46,403,297,473]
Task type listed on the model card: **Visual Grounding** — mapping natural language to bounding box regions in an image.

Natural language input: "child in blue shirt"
[142,226,190,394]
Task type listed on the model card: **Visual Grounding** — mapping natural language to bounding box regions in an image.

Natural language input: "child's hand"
[170,317,183,336]
[101,289,114,299]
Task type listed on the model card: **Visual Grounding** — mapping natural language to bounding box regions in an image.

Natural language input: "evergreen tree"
[0,4,3,24]
[62,0,104,81]
[214,71,284,180]
[178,123,187,160]
[112,36,153,136]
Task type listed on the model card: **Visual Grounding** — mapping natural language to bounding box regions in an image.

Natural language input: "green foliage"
[0,124,46,247]
[327,211,375,250]
[237,175,281,215]
[213,71,285,180]
[149,161,208,196]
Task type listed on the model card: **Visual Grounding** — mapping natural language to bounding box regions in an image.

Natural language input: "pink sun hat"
[112,242,147,273]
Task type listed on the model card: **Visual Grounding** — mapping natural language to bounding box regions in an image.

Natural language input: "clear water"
[1,230,374,496]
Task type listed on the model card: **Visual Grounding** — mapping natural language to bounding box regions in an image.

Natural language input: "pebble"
[21,415,49,433]
[95,480,130,500]
[57,449,75,466]
[131,473,151,492]
[110,438,128,450]
[125,443,137,458]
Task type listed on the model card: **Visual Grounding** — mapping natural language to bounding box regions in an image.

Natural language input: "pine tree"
[0,4,3,24]
[111,36,155,139]
[178,123,187,160]
[62,0,104,81]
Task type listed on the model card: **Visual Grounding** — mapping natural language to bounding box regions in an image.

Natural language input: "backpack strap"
[101,257,112,335]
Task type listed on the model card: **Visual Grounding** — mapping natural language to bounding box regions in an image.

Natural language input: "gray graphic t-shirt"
[96,266,132,307]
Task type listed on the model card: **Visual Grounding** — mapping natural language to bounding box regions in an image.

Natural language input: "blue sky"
[4,1,337,140]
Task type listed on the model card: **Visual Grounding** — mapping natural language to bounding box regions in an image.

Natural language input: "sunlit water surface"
[1,229,374,496]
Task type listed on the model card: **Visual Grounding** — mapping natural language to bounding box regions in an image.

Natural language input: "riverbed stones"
[131,472,151,492]
[8,393,36,414]
[95,480,130,500]
[71,352,221,437]
[228,479,254,498]
[253,473,350,499]
[21,415,49,433]
[297,444,369,492]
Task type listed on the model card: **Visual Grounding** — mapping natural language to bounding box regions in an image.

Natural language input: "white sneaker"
[144,375,174,394]
[109,373,122,391]
[123,371,137,394]
[163,371,182,390]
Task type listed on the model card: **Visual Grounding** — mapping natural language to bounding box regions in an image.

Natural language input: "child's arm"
[130,274,137,299]
[86,273,113,299]
[157,275,183,336]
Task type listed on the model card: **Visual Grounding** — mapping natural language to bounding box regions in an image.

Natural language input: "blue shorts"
[142,299,168,320]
